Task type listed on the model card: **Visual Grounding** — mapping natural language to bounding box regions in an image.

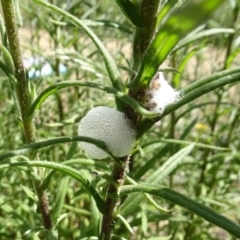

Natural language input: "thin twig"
[0,0,52,230]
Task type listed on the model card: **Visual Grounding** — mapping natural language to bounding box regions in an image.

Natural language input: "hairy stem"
[133,0,161,69]
[1,0,52,230]
[100,156,129,240]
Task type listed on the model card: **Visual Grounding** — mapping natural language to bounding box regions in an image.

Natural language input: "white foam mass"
[78,106,136,159]
[145,72,180,114]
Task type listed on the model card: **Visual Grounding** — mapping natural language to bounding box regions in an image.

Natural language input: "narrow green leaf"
[42,158,109,190]
[148,144,194,184]
[226,47,240,69]
[126,175,171,212]
[59,158,109,171]
[173,48,200,87]
[0,44,15,73]
[0,136,113,161]
[179,118,198,141]
[135,119,200,179]
[141,206,148,236]
[182,67,240,96]
[33,0,122,91]
[45,142,78,196]
[53,213,68,228]
[175,102,234,124]
[0,60,16,83]
[2,160,105,214]
[134,144,168,179]
[117,214,133,234]
[27,81,158,118]
[28,85,58,117]
[81,19,133,34]
[145,193,171,212]
[0,12,5,41]
[27,81,108,118]
[120,144,194,216]
[137,67,240,138]
[20,185,36,201]
[175,74,240,112]
[158,66,180,74]
[129,0,225,88]
[91,196,100,236]
[63,204,91,216]
[172,28,235,53]
[115,91,159,118]
[120,186,240,238]
[115,0,143,27]
[159,139,229,151]
[156,0,178,28]
[52,176,70,221]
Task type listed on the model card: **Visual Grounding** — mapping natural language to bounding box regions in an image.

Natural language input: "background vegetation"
[0,0,240,239]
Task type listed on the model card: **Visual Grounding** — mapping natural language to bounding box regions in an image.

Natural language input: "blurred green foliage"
[0,0,240,239]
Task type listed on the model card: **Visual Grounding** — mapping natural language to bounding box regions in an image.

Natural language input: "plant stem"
[52,23,64,122]
[133,0,161,69]
[1,0,33,140]
[139,0,160,53]
[1,0,52,230]
[100,156,129,240]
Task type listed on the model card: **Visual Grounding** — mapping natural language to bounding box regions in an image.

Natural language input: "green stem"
[223,2,239,70]
[117,7,166,236]
[226,107,239,144]
[133,0,161,69]
[53,23,64,122]
[1,0,52,230]
[168,53,177,235]
[1,0,33,142]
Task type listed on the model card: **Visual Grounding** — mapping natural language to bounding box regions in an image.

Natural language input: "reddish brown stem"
[100,156,129,240]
